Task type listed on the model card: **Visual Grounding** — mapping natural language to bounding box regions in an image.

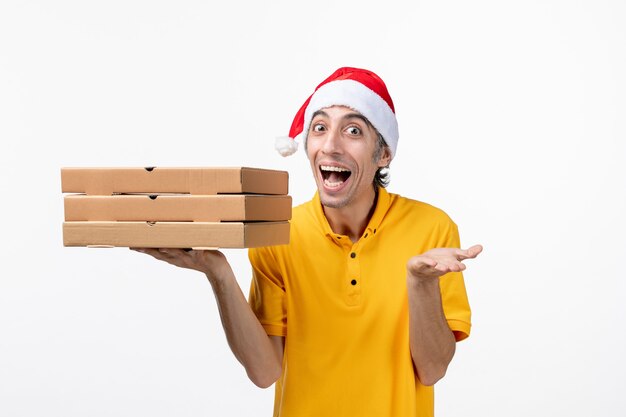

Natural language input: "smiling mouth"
[320,165,352,188]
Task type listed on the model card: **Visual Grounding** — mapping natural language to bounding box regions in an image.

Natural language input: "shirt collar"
[366,187,392,235]
[311,187,393,239]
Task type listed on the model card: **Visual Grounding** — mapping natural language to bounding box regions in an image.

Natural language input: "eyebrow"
[310,110,373,127]
[311,109,329,120]
[343,113,371,126]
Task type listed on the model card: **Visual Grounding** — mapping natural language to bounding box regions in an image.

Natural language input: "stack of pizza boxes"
[61,167,291,249]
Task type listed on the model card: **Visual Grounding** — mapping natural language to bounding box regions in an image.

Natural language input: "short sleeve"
[437,220,472,342]
[248,247,288,337]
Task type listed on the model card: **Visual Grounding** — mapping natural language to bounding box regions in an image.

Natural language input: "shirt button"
[350,252,356,258]
[351,279,357,285]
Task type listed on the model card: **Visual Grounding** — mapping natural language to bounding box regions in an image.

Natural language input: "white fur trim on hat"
[275,136,299,157]
[302,79,399,157]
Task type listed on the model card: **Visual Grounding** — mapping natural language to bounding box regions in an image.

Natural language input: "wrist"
[407,273,440,290]
[205,264,236,290]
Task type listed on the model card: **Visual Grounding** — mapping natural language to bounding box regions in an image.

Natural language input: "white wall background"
[1,1,625,416]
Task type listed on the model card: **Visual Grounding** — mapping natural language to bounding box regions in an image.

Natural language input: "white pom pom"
[275,136,298,157]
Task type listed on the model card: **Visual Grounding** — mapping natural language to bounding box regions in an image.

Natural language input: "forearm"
[207,268,282,388]
[407,276,456,386]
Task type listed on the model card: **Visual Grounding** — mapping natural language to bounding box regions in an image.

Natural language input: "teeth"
[320,165,350,172]
[324,178,344,188]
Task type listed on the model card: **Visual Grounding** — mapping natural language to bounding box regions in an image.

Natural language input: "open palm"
[407,245,483,279]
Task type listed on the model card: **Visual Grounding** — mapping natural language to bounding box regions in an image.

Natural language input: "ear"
[377,146,392,168]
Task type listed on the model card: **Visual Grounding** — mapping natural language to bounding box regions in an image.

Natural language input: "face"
[305,105,391,209]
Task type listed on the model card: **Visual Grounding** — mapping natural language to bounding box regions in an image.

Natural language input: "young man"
[134,67,482,417]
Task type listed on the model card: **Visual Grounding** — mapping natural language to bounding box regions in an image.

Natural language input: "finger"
[419,260,438,274]
[131,248,160,257]
[408,259,436,277]
[421,257,438,268]
[132,248,179,262]
[149,250,175,261]
[431,263,463,277]
[453,262,466,272]
[161,248,194,257]
[440,260,468,273]
[456,244,483,260]
[436,261,463,273]
[413,264,443,277]
[467,244,483,257]
[441,262,460,273]
[408,256,437,269]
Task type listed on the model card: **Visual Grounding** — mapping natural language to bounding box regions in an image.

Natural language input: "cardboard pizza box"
[61,167,289,195]
[63,194,292,222]
[62,221,290,249]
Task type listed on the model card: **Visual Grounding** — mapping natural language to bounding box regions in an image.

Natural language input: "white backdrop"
[1,1,625,416]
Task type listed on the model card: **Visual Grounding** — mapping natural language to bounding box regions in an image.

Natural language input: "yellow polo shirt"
[248,188,471,417]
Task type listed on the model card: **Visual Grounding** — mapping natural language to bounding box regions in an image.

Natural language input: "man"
[133,67,482,417]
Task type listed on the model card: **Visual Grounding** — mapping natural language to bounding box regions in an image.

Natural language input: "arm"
[406,244,482,386]
[132,248,284,388]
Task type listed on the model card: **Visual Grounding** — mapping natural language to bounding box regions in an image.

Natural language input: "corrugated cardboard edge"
[63,221,290,248]
[240,167,289,195]
[243,195,292,222]
[61,167,289,195]
[63,194,293,222]
[243,221,291,248]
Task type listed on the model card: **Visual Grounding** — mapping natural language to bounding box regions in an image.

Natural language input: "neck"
[323,187,378,243]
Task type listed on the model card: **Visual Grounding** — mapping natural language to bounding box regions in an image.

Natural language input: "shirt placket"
[344,241,362,306]
[328,224,378,307]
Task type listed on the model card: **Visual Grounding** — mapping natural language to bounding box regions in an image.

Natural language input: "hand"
[130,248,231,282]
[407,244,483,281]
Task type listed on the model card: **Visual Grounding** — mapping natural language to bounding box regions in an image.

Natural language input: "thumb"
[460,244,483,259]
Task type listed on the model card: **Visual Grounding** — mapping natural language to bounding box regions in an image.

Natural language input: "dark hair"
[373,132,391,188]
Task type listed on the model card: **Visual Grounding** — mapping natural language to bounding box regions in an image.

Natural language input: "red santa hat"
[275,67,399,157]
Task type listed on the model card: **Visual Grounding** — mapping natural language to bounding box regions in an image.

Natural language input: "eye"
[346,126,361,135]
[312,123,326,132]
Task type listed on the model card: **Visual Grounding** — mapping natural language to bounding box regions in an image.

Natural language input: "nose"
[321,127,343,155]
